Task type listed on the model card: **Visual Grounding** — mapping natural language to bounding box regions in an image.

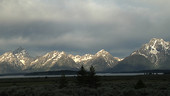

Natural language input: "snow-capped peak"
[131,38,170,67]
[0,47,33,70]
[146,38,170,54]
[149,38,164,43]
[97,49,108,53]
[12,47,29,57]
[149,38,169,47]
[0,48,122,73]
[42,51,65,60]
[96,49,109,57]
[13,47,26,54]
[69,54,94,63]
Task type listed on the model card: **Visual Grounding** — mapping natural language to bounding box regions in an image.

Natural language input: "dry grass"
[0,75,170,96]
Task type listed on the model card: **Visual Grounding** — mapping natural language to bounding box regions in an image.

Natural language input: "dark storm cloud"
[0,0,170,57]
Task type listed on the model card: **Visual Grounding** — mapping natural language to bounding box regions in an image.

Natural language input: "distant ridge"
[0,38,169,73]
[0,48,120,73]
[25,70,77,76]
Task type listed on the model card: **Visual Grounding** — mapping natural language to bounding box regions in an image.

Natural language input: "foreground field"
[0,75,170,96]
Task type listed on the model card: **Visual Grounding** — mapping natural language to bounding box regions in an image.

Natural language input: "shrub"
[134,79,146,89]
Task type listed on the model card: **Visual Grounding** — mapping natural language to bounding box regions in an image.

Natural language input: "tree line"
[59,65,100,88]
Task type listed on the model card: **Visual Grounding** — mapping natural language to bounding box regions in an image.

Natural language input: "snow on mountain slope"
[69,49,121,71]
[29,51,77,71]
[0,47,33,70]
[131,38,170,68]
[95,49,119,67]
[68,54,94,63]
[0,38,169,73]
[0,47,122,73]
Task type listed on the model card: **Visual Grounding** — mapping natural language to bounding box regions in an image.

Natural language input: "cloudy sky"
[0,0,170,57]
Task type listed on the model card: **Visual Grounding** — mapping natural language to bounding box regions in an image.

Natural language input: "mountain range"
[113,38,170,72]
[0,38,169,74]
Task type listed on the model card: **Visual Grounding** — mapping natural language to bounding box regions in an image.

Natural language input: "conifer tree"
[76,65,88,87]
[88,65,100,88]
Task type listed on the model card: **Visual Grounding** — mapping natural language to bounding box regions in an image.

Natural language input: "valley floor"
[0,75,170,96]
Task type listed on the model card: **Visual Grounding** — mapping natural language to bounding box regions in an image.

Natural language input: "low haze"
[0,0,170,58]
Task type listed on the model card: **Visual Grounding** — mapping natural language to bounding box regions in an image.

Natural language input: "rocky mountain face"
[113,38,170,72]
[69,49,120,71]
[0,47,33,73]
[0,38,169,73]
[113,55,153,72]
[131,38,170,69]
[27,51,77,72]
[0,48,120,73]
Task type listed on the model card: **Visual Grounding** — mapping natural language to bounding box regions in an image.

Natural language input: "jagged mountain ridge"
[0,47,34,72]
[0,48,120,73]
[0,38,169,73]
[131,38,170,68]
[27,51,77,72]
[69,49,120,71]
[112,38,170,72]
[12,47,34,69]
